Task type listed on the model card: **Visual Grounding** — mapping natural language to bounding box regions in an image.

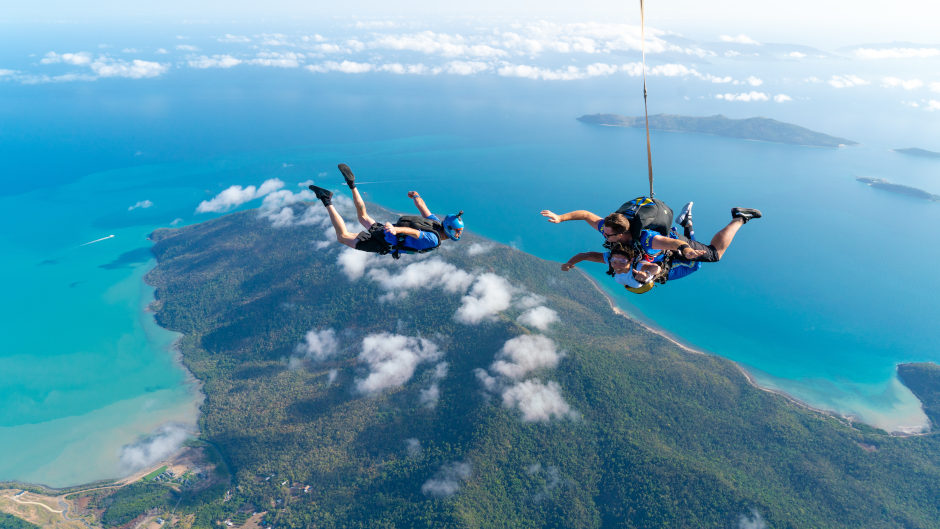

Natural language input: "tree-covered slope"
[146,202,940,529]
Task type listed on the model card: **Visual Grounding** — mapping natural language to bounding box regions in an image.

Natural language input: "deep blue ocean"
[1,60,938,486]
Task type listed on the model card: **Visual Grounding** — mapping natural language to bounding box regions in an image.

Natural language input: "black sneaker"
[309,185,333,206]
[338,163,356,189]
[676,201,693,229]
[731,207,762,223]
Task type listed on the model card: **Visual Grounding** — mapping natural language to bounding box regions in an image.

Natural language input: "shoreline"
[0,259,205,495]
[578,270,932,436]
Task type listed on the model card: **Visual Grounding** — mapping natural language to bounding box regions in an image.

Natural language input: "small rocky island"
[894,147,940,159]
[578,113,857,147]
[856,177,939,201]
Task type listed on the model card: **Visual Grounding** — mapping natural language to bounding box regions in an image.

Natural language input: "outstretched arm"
[384,222,423,240]
[408,191,433,218]
[650,235,705,259]
[541,209,603,228]
[561,251,605,271]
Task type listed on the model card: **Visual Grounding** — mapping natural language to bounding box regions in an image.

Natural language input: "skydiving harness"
[385,215,443,259]
[602,196,674,258]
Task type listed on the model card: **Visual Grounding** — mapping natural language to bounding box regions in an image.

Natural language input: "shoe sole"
[308,185,333,200]
[338,164,356,185]
[676,202,693,226]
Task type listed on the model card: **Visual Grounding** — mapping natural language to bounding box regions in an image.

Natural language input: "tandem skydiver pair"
[542,198,761,294]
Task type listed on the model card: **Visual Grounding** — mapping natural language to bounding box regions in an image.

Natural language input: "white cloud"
[119,423,192,472]
[41,51,92,65]
[91,58,169,79]
[828,74,869,88]
[517,306,559,331]
[455,273,514,324]
[249,51,304,68]
[854,47,940,60]
[497,64,586,81]
[257,188,318,227]
[788,51,807,59]
[367,258,474,297]
[490,334,561,380]
[443,60,490,75]
[306,60,374,74]
[738,510,768,529]
[501,379,575,422]
[930,82,940,93]
[259,33,290,47]
[715,91,769,102]
[188,54,242,69]
[419,383,440,408]
[719,34,760,45]
[39,51,168,80]
[882,77,924,90]
[370,31,506,58]
[379,62,431,75]
[176,44,199,52]
[337,248,380,280]
[649,63,698,77]
[773,94,793,103]
[128,200,153,211]
[421,461,472,498]
[702,74,733,83]
[465,242,493,256]
[218,34,251,43]
[294,203,330,227]
[405,438,422,457]
[927,100,940,111]
[295,328,339,362]
[0,69,15,77]
[195,178,285,213]
[745,76,763,87]
[355,333,442,394]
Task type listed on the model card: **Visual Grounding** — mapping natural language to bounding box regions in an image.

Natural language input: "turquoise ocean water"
[1,66,938,486]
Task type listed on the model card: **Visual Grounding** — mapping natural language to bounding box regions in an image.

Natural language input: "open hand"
[680,246,705,259]
[541,210,561,223]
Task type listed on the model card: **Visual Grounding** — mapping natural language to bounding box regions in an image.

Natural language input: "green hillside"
[140,203,940,528]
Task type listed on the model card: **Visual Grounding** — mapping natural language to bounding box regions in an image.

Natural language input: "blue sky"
[1,1,938,147]
[3,0,939,47]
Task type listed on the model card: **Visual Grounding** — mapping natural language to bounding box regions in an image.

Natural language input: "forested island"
[895,147,940,159]
[856,177,939,201]
[13,201,940,528]
[578,113,858,147]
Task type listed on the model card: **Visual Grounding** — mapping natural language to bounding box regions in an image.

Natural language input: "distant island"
[856,177,939,201]
[578,113,858,147]
[894,147,940,159]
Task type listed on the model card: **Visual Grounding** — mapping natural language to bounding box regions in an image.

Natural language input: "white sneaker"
[676,201,693,229]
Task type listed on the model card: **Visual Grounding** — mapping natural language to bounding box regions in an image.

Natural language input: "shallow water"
[1,69,938,486]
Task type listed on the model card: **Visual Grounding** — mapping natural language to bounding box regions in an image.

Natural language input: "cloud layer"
[196,178,285,213]
[119,423,192,472]
[421,461,472,498]
[355,333,442,394]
